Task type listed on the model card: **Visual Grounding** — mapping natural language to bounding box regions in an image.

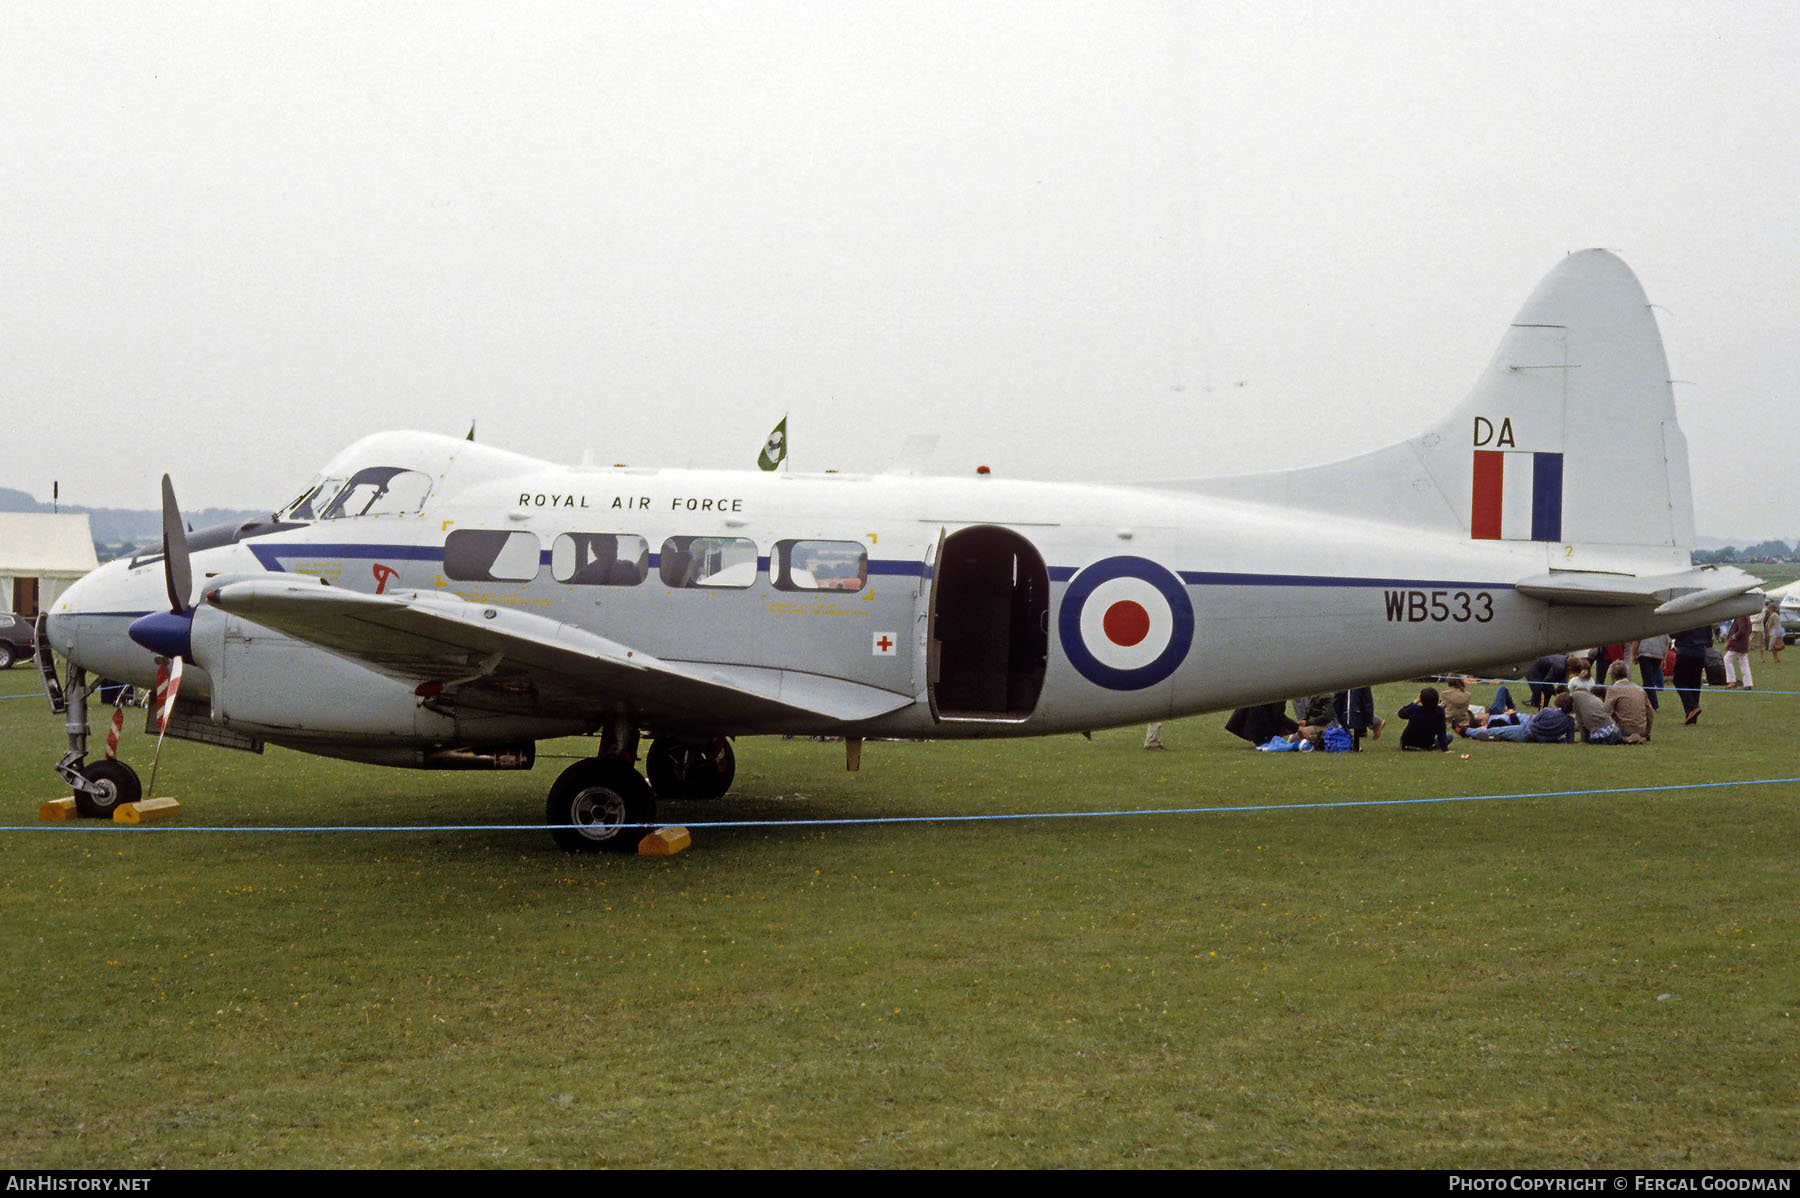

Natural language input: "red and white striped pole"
[145,659,184,799]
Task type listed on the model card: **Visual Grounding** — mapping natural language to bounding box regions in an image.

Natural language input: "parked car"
[0,612,33,669]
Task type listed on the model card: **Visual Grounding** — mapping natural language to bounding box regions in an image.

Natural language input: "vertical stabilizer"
[1168,250,1695,575]
[1410,249,1693,571]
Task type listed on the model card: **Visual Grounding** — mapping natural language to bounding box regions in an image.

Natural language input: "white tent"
[0,513,98,616]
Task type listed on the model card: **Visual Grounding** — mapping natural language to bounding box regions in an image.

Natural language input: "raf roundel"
[1058,556,1194,690]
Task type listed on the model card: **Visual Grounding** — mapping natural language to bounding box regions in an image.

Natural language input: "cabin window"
[658,536,758,589]
[320,467,434,519]
[772,540,867,592]
[444,530,542,582]
[552,534,649,586]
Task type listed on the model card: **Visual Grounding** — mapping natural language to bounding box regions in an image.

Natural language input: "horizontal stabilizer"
[1514,565,1763,610]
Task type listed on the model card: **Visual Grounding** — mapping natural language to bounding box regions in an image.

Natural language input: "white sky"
[3,1,1795,539]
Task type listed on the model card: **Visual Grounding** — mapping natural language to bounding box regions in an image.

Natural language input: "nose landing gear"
[46,660,143,819]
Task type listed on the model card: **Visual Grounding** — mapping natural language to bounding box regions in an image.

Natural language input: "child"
[1397,687,1452,752]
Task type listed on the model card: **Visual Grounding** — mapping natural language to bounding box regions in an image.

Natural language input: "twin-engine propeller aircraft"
[41,250,1761,850]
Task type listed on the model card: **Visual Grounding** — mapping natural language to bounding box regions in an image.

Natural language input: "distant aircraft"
[38,250,1762,850]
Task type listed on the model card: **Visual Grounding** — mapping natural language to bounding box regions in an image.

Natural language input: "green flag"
[757,416,787,471]
[466,421,476,442]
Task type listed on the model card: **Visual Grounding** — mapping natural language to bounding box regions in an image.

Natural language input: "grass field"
[1,659,1796,1169]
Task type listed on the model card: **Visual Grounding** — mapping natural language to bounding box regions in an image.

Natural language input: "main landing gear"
[546,756,655,853]
[645,737,735,800]
[543,727,737,853]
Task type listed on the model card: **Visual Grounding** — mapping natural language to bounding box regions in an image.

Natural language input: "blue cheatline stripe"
[1532,452,1564,542]
[1177,570,1516,590]
[248,543,444,570]
[6,775,1798,834]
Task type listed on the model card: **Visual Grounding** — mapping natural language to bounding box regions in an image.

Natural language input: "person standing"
[1757,598,1784,664]
[1632,633,1669,710]
[1672,625,1711,724]
[1333,687,1385,748]
[1724,614,1754,690]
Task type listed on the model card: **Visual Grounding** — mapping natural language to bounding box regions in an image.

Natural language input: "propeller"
[161,474,192,614]
[128,475,197,661]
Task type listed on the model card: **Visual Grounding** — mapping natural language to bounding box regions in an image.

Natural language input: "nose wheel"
[72,759,142,819]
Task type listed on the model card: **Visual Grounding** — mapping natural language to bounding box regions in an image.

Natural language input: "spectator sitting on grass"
[1440,676,1474,732]
[1397,687,1452,752]
[1601,659,1654,743]
[1569,683,1611,741]
[1469,692,1577,743]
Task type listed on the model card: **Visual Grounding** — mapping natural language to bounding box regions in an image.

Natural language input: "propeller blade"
[161,474,193,613]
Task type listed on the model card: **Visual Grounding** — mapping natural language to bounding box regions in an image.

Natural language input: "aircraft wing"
[204,576,913,731]
[1513,564,1763,615]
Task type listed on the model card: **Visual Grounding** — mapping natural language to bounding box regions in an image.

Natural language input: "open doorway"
[928,526,1048,721]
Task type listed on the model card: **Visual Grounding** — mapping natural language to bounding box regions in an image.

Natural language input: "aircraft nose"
[40,576,92,657]
[41,608,71,658]
[41,560,165,684]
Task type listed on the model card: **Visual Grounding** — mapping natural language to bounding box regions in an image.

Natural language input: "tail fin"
[1172,250,1695,574]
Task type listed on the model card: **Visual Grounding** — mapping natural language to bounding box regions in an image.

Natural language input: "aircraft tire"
[547,759,654,853]
[73,759,142,819]
[695,738,735,799]
[647,738,734,800]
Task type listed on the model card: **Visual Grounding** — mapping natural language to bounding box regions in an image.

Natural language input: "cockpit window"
[319,467,434,520]
[280,477,345,522]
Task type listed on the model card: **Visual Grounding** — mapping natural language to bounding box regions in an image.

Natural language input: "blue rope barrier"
[7,774,1798,835]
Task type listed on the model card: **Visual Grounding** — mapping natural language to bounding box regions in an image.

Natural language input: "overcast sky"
[4,1,1795,539]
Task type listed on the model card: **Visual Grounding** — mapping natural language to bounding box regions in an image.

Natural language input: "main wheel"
[546,759,654,853]
[646,737,735,800]
[73,759,142,819]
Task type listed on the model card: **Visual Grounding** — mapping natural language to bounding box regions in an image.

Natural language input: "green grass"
[1,667,1796,1168]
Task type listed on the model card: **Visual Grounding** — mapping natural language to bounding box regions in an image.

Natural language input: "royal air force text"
[1384,590,1495,624]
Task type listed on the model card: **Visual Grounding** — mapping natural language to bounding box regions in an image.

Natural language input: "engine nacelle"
[189,606,585,745]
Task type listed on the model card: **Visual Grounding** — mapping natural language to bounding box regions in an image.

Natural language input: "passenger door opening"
[927,526,1047,721]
